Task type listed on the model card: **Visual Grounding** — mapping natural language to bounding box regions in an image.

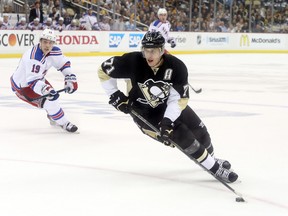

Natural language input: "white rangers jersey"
[65,24,78,30]
[54,23,66,31]
[149,20,173,43]
[27,22,43,30]
[11,44,72,95]
[14,22,28,30]
[0,24,8,30]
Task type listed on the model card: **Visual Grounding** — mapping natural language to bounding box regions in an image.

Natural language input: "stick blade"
[236,197,245,202]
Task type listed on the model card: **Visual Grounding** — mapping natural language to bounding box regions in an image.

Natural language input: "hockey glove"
[109,90,130,114]
[160,117,174,146]
[41,85,59,101]
[64,74,78,94]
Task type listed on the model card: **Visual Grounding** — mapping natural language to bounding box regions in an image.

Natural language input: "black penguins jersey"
[99,52,189,121]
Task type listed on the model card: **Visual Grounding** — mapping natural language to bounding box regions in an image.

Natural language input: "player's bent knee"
[184,140,201,155]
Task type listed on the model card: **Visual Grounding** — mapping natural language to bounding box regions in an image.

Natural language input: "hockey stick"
[129,109,245,202]
[21,88,68,102]
[189,83,202,94]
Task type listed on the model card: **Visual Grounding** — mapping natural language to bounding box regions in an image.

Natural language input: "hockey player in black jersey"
[98,31,238,183]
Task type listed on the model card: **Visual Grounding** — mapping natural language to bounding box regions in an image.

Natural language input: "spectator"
[218,20,228,32]
[49,6,60,23]
[99,3,110,16]
[63,11,72,26]
[231,22,242,33]
[241,21,249,32]
[66,19,79,30]
[112,15,125,31]
[99,16,111,31]
[3,4,12,13]
[27,18,43,31]
[14,17,28,30]
[42,17,54,30]
[253,23,264,33]
[54,0,65,15]
[2,13,12,29]
[84,8,98,30]
[79,12,87,30]
[200,21,208,32]
[54,17,66,32]
[125,17,136,30]
[15,0,287,33]
[47,0,55,15]
[3,0,15,12]
[175,21,185,31]
[0,17,8,30]
[29,1,44,23]
[92,21,101,31]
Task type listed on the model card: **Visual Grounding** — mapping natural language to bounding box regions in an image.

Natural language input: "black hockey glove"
[109,90,130,114]
[160,117,174,146]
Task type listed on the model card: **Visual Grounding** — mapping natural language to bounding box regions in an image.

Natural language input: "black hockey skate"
[215,158,231,170]
[214,167,238,183]
[62,122,78,133]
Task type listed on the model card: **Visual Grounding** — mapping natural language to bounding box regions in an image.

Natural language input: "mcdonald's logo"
[240,35,250,47]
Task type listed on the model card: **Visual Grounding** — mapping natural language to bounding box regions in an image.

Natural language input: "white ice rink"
[0,53,288,216]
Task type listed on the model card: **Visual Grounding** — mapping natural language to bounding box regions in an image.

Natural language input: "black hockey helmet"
[141,31,165,49]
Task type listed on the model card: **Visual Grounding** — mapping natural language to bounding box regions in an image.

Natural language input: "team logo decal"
[137,79,171,108]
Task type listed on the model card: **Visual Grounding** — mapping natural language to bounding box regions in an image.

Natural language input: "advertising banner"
[0,31,37,54]
[1,30,287,58]
[237,34,285,49]
[0,30,101,56]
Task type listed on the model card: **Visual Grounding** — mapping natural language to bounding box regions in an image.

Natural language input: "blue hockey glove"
[41,85,59,101]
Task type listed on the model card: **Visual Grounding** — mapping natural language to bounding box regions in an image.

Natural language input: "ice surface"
[1,54,288,216]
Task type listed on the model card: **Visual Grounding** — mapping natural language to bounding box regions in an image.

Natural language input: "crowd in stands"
[1,0,287,33]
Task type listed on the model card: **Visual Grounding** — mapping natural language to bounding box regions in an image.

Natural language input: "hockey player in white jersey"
[10,29,78,132]
[149,8,176,49]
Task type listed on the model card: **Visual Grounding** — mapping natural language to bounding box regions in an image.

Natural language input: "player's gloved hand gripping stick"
[22,88,69,102]
[109,90,131,114]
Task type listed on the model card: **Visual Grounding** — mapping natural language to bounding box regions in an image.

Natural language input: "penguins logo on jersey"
[137,79,171,108]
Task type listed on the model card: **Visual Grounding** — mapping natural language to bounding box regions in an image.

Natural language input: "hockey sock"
[43,100,68,126]
[203,141,214,155]
[190,145,216,171]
